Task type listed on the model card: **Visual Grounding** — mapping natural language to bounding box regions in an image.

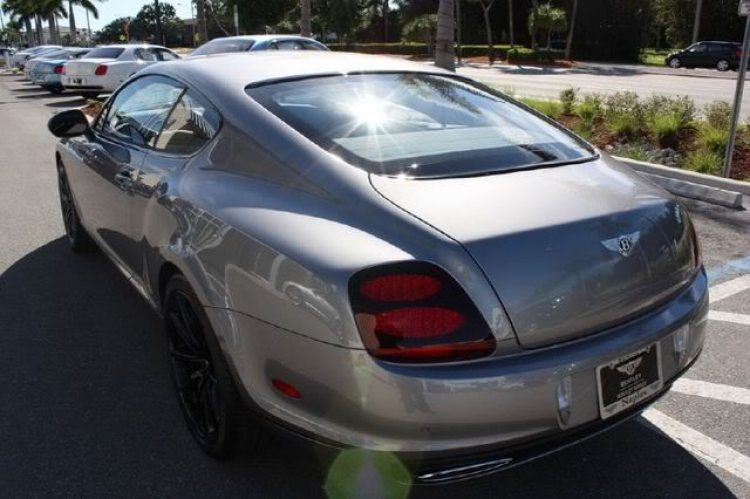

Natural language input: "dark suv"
[666,41,741,72]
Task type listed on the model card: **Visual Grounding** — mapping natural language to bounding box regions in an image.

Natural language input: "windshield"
[191,39,254,56]
[84,47,125,59]
[247,73,595,178]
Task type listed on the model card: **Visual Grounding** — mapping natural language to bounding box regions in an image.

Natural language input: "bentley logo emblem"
[616,358,643,376]
[601,231,641,257]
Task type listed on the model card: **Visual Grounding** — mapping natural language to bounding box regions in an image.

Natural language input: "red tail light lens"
[54,65,64,74]
[94,65,108,76]
[350,262,495,363]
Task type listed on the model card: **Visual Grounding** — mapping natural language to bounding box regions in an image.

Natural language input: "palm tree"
[435,0,455,71]
[38,0,67,44]
[67,0,99,44]
[300,0,311,37]
[474,0,496,65]
[2,0,36,45]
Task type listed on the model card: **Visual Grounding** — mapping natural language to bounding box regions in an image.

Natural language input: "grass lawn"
[640,48,672,66]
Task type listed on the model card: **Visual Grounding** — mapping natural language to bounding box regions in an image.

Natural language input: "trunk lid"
[64,58,113,76]
[370,156,696,348]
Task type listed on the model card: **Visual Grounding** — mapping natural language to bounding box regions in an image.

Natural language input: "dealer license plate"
[597,342,662,420]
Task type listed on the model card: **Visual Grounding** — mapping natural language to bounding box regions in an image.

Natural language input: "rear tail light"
[736,48,742,58]
[61,65,66,75]
[349,262,496,363]
[54,65,64,74]
[94,65,108,76]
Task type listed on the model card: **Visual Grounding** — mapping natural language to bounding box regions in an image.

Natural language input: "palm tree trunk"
[435,0,455,71]
[483,7,494,65]
[564,0,578,60]
[508,0,514,47]
[35,15,43,44]
[196,0,208,45]
[530,0,538,50]
[68,0,77,44]
[24,19,33,46]
[300,0,311,37]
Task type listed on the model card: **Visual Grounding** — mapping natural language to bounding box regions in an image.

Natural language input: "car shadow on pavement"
[45,98,89,109]
[0,238,736,498]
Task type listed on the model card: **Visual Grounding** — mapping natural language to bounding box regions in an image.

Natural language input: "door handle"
[114,168,135,190]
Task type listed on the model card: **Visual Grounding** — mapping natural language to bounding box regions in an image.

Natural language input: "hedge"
[327,43,556,62]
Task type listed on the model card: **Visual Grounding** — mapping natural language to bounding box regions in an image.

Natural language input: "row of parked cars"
[11,35,328,97]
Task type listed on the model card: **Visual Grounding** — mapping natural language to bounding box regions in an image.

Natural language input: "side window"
[690,44,706,53]
[301,40,326,51]
[157,49,180,61]
[155,89,221,154]
[99,76,184,148]
[135,48,158,61]
[273,40,303,50]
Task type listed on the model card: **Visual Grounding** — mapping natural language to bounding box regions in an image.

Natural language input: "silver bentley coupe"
[48,52,708,484]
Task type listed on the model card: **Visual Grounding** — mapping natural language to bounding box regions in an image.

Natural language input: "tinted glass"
[272,40,303,50]
[84,47,125,59]
[247,73,594,178]
[155,90,221,154]
[156,49,179,61]
[100,76,184,148]
[191,39,254,56]
[301,40,328,51]
[135,48,157,61]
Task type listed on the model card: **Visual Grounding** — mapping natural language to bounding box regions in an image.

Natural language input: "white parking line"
[709,310,750,326]
[671,378,750,405]
[709,274,750,304]
[642,409,750,483]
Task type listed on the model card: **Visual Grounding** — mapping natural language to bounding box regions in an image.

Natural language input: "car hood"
[370,155,696,348]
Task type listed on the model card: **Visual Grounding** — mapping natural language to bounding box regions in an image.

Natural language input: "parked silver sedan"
[48,52,708,484]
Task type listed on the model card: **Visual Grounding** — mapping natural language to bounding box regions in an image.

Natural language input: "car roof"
[155,51,449,89]
[206,34,321,43]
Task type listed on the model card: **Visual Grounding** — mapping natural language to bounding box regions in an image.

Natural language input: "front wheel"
[667,57,681,69]
[164,274,263,459]
[57,164,96,253]
[716,59,731,72]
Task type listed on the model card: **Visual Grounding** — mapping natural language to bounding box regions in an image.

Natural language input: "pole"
[234,2,239,36]
[455,0,462,64]
[723,15,750,178]
[191,1,196,47]
[86,8,91,46]
[692,0,703,45]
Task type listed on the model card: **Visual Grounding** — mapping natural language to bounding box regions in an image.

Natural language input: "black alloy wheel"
[57,164,95,253]
[164,274,260,459]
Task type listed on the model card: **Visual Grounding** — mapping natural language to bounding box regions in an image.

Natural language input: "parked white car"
[61,44,180,97]
[10,45,61,69]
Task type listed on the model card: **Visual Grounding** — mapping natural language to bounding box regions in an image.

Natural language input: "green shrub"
[572,121,594,141]
[683,150,723,175]
[697,126,730,155]
[576,95,603,123]
[560,87,578,115]
[644,95,696,128]
[703,100,732,130]
[651,114,682,149]
[520,98,563,120]
[615,144,654,163]
[506,47,557,64]
[605,92,644,138]
[609,113,641,139]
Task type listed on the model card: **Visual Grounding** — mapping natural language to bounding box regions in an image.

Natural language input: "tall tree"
[2,0,36,45]
[435,0,454,70]
[691,0,702,44]
[67,0,99,44]
[529,2,566,50]
[300,0,311,36]
[564,0,577,59]
[472,0,496,65]
[507,0,514,47]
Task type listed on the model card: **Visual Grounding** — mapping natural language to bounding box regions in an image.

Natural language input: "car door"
[130,86,222,282]
[684,43,709,67]
[74,75,185,273]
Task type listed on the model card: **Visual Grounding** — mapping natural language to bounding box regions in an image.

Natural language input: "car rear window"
[84,47,125,59]
[247,73,595,178]
[191,39,254,56]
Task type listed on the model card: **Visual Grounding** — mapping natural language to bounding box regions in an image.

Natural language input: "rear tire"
[163,274,263,459]
[57,163,96,254]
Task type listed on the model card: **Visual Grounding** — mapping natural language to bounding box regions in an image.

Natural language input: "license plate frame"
[597,342,663,420]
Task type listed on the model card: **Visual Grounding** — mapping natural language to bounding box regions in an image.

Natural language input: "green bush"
[615,144,654,163]
[643,95,696,128]
[651,114,682,149]
[576,95,603,123]
[697,126,730,155]
[703,100,732,130]
[609,114,641,139]
[507,47,558,64]
[683,150,723,175]
[520,97,563,120]
[572,121,595,141]
[605,92,643,139]
[560,87,578,115]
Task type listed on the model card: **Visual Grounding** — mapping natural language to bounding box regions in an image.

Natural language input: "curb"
[616,157,746,209]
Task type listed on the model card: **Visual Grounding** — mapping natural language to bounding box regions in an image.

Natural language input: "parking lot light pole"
[723,7,750,178]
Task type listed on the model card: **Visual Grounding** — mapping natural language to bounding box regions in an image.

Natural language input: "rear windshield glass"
[84,47,125,59]
[191,39,254,56]
[247,73,595,178]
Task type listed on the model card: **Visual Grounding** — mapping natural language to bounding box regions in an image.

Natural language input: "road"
[455,62,749,116]
[1,74,750,498]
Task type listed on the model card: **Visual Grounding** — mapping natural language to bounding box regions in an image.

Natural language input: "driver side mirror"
[48,109,90,138]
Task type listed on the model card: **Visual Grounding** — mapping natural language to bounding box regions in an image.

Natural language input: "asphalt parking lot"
[1,73,749,498]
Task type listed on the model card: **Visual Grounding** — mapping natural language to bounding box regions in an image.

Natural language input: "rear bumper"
[208,268,709,463]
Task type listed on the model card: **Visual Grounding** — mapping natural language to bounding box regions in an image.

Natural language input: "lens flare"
[325,449,412,499]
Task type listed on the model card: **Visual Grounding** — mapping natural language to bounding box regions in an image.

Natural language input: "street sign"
[741,0,750,16]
